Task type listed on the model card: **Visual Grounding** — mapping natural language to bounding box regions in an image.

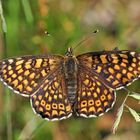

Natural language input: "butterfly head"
[65,47,73,57]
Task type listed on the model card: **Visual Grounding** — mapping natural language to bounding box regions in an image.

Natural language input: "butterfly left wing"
[76,66,115,117]
[31,68,72,121]
[77,50,140,90]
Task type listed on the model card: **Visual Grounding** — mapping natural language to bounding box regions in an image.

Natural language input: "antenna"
[73,29,99,50]
[44,30,50,36]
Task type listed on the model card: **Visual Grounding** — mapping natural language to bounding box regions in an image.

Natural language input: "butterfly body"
[63,56,78,106]
[0,48,140,121]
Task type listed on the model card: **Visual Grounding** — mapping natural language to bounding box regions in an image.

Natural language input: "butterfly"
[0,47,140,121]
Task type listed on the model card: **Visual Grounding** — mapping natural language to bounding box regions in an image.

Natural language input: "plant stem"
[0,1,12,140]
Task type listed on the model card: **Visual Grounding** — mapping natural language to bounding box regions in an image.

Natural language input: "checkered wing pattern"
[76,66,115,117]
[31,69,72,121]
[0,55,63,97]
[77,50,140,90]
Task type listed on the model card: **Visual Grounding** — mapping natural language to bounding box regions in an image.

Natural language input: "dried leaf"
[129,93,140,100]
[127,106,140,122]
[112,103,124,134]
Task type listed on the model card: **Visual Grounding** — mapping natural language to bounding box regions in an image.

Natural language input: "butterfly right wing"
[0,55,64,97]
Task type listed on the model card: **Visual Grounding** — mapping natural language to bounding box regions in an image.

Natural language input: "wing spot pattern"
[16,60,24,66]
[52,103,58,109]
[41,100,46,106]
[114,65,120,70]
[46,104,51,110]
[95,100,101,107]
[112,80,119,86]
[29,73,35,79]
[7,78,12,82]
[116,73,122,79]
[23,79,28,86]
[26,86,32,92]
[121,62,127,67]
[122,69,127,74]
[12,74,17,78]
[100,95,106,101]
[24,70,30,76]
[88,100,94,106]
[100,55,108,64]
[17,69,23,74]
[8,66,12,70]
[128,66,133,71]
[16,65,22,70]
[96,66,102,73]
[131,63,136,68]
[81,100,87,108]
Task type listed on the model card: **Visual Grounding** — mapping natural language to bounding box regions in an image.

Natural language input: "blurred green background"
[0,0,140,140]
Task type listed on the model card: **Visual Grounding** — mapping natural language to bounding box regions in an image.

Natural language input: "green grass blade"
[21,0,34,24]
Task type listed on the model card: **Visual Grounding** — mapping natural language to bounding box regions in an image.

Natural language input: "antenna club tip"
[93,29,99,33]
[45,30,50,36]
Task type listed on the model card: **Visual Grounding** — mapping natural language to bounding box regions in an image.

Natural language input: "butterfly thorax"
[64,49,78,108]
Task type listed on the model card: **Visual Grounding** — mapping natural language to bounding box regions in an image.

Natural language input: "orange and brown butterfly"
[0,48,140,121]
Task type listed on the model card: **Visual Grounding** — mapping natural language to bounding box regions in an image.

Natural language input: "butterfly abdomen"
[64,57,78,105]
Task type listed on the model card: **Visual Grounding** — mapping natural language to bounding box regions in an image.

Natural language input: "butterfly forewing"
[0,55,64,97]
[77,50,140,90]
[76,66,115,117]
[31,68,72,121]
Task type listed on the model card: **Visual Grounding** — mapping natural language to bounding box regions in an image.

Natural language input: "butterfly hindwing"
[31,68,72,121]
[76,66,116,117]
